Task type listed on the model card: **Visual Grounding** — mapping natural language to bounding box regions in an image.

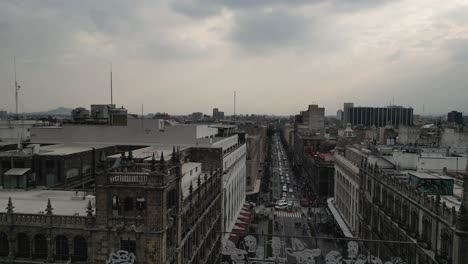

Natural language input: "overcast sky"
[1,0,467,116]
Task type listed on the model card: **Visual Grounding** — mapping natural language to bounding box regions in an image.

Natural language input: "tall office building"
[448,111,463,125]
[343,102,354,125]
[297,105,325,134]
[345,105,413,127]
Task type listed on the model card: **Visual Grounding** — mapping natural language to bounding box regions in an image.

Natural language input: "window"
[17,233,30,258]
[112,195,120,210]
[73,236,87,261]
[124,197,134,211]
[121,239,136,256]
[410,211,418,235]
[34,234,48,259]
[422,218,432,247]
[440,231,451,258]
[136,196,146,210]
[45,160,55,169]
[55,235,69,261]
[0,232,8,257]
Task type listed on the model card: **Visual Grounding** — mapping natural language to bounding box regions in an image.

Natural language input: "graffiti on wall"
[105,250,136,264]
[222,235,407,264]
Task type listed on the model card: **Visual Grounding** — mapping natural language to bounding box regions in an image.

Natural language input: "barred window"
[73,236,87,261]
[17,233,29,258]
[55,235,69,261]
[34,234,48,259]
[0,232,8,257]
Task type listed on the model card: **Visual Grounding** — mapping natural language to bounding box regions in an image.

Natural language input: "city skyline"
[1,0,468,115]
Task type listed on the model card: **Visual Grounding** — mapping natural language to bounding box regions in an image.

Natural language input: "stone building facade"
[358,160,468,264]
[0,147,223,264]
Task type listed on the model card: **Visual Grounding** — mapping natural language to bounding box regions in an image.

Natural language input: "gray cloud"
[446,38,468,63]
[0,0,467,115]
[170,0,391,18]
[229,9,309,52]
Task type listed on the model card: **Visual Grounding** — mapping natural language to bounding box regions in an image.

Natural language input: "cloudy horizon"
[1,0,467,116]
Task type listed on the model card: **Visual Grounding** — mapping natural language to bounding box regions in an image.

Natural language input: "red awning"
[235,222,248,229]
[228,234,239,243]
[240,212,251,218]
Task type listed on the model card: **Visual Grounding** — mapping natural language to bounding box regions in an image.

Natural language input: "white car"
[282,186,287,192]
[275,204,288,210]
[289,188,293,193]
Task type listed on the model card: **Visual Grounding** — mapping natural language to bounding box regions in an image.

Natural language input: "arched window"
[402,203,408,225]
[73,236,87,261]
[410,211,418,236]
[440,231,451,259]
[34,234,47,259]
[388,195,394,215]
[382,189,387,207]
[17,233,30,258]
[124,197,134,211]
[422,218,432,247]
[0,232,8,257]
[55,235,69,261]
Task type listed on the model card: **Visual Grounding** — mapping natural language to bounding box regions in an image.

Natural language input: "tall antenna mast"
[14,57,21,119]
[110,62,113,105]
[234,91,236,121]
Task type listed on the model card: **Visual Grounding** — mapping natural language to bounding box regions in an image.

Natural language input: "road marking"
[274,211,303,218]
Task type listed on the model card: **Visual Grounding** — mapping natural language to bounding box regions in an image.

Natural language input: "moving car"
[275,203,288,210]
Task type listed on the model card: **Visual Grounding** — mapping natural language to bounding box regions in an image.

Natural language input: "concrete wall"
[0,120,39,141]
[196,125,218,139]
[212,135,238,152]
[392,152,419,170]
[417,156,468,172]
[392,151,468,172]
[223,144,246,171]
[441,129,468,148]
[398,126,420,145]
[31,119,215,145]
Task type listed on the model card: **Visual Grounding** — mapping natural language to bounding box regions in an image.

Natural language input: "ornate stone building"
[358,159,468,264]
[0,147,223,264]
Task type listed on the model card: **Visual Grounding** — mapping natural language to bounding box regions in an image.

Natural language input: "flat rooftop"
[407,171,454,180]
[0,189,94,216]
[0,143,112,157]
[348,147,394,169]
[106,145,190,161]
[209,124,237,129]
[37,143,112,156]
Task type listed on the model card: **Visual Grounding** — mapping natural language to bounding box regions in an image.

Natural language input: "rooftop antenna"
[234,91,236,121]
[14,57,21,120]
[110,62,113,106]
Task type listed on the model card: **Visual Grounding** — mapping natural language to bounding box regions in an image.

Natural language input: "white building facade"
[334,149,360,235]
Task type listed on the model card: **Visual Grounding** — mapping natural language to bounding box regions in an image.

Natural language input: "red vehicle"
[300,198,310,206]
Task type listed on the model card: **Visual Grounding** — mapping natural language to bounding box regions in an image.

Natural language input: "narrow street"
[253,132,342,263]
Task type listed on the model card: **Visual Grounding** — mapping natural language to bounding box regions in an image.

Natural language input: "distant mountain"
[28,107,73,116]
